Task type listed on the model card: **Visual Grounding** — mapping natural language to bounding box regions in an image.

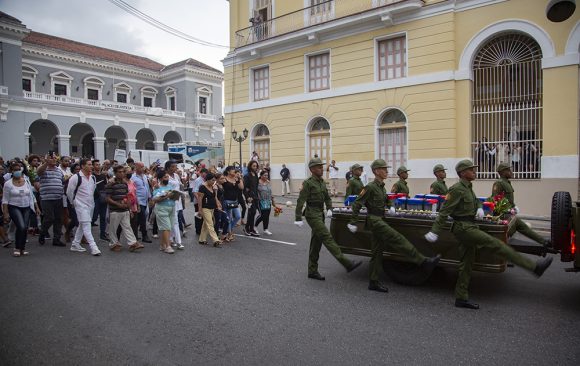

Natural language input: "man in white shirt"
[192,168,207,235]
[66,159,101,256]
[327,160,339,197]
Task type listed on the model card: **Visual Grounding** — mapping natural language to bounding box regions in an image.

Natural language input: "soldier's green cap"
[397,166,410,175]
[370,159,389,170]
[308,158,324,168]
[455,159,478,173]
[496,162,511,173]
[433,164,447,173]
[350,163,363,171]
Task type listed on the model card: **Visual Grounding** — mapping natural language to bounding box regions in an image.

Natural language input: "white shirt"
[66,172,96,222]
[328,164,339,179]
[168,173,183,211]
[2,178,35,210]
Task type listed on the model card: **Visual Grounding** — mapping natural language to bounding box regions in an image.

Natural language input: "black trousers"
[194,205,203,235]
[245,200,258,232]
[40,199,63,240]
[255,208,271,230]
[131,205,148,239]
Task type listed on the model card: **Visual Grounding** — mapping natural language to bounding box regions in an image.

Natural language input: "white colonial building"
[0,12,224,160]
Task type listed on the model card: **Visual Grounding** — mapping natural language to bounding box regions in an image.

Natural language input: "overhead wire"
[107,0,229,49]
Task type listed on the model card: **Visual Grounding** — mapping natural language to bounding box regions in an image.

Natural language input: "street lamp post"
[231,128,249,167]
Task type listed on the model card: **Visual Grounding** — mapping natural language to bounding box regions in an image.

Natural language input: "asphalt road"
[0,204,579,366]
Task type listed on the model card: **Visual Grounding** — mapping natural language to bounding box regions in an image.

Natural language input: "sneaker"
[263,230,272,236]
[164,247,175,254]
[250,231,260,237]
[70,245,86,253]
[152,234,159,239]
[129,243,145,252]
[99,234,108,241]
[176,243,185,250]
[90,247,101,256]
[243,227,251,236]
[109,243,122,252]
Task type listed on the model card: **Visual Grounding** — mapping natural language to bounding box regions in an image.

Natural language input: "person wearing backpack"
[65,159,101,256]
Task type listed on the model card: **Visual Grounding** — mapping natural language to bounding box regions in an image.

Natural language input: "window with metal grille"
[253,124,270,165]
[116,93,127,103]
[143,97,153,107]
[471,34,543,179]
[253,66,269,101]
[308,53,330,92]
[87,88,99,100]
[378,36,406,81]
[378,109,407,176]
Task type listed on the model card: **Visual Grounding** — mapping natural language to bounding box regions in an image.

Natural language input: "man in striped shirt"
[37,153,65,247]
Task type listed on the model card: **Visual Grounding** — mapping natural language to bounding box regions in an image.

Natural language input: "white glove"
[513,206,520,214]
[424,232,438,243]
[294,221,304,228]
[388,207,396,215]
[326,209,333,218]
[476,208,484,219]
[347,224,358,233]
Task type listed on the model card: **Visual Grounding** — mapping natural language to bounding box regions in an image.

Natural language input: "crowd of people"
[0,153,281,257]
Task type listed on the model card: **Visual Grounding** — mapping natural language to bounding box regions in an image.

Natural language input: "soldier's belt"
[306,204,324,210]
[452,216,475,222]
[367,208,385,216]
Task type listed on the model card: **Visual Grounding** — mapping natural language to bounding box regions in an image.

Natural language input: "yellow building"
[223,0,579,216]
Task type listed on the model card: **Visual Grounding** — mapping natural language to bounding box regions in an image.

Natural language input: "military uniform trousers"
[508,217,546,244]
[366,215,425,282]
[305,208,351,274]
[452,221,536,300]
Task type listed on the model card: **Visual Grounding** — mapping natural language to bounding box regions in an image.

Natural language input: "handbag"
[226,201,239,209]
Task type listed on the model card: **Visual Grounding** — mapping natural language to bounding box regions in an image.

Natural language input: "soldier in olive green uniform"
[294,158,362,280]
[430,164,448,195]
[348,159,440,292]
[493,163,550,246]
[424,160,553,309]
[345,163,365,198]
[391,166,410,196]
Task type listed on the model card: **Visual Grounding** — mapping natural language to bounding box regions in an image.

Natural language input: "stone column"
[93,137,106,161]
[154,140,165,151]
[57,135,71,157]
[24,132,31,156]
[126,138,137,152]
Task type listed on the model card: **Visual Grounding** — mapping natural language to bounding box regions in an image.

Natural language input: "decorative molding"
[114,115,120,125]
[565,20,580,55]
[79,111,86,123]
[41,107,48,119]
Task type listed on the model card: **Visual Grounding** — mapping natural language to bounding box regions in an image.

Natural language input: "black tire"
[551,191,572,251]
[382,260,431,286]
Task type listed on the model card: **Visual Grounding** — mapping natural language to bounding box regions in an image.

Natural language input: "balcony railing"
[195,112,219,122]
[23,91,185,118]
[235,0,405,47]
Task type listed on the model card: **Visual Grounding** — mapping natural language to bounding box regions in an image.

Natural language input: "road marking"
[234,234,297,246]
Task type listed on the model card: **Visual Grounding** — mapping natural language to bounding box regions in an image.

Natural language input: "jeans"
[214,209,229,235]
[8,205,31,250]
[40,199,63,240]
[224,200,241,232]
[93,197,108,237]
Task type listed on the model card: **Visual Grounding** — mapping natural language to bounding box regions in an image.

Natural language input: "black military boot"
[534,256,553,277]
[420,254,441,273]
[455,299,479,309]
[368,281,388,293]
[346,260,362,273]
[308,272,325,281]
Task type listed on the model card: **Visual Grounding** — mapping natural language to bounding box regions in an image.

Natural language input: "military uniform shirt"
[391,179,409,196]
[349,180,393,225]
[492,178,515,207]
[431,179,482,234]
[430,179,448,195]
[295,176,332,221]
[345,176,364,197]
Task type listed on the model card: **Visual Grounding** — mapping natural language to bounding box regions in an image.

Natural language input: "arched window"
[84,77,105,101]
[308,117,330,165]
[378,109,406,176]
[253,124,270,165]
[472,33,543,179]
